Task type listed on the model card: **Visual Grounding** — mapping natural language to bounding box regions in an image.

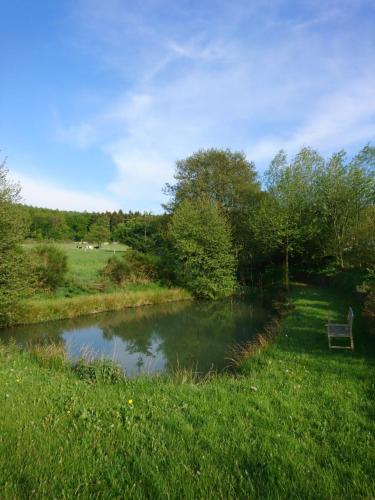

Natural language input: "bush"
[73,358,125,384]
[101,249,156,286]
[358,269,375,336]
[31,244,68,291]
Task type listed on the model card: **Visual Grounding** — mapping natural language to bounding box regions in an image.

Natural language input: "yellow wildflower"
[128,399,133,405]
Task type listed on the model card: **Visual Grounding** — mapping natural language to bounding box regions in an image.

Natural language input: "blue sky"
[1,0,374,212]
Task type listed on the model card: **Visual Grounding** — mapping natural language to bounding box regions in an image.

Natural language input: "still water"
[0,298,269,376]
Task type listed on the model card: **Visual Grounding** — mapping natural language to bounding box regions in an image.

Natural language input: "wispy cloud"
[50,0,375,210]
[11,171,119,212]
[250,75,375,161]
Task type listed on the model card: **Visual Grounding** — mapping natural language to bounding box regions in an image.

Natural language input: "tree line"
[1,145,374,327]
[20,205,153,242]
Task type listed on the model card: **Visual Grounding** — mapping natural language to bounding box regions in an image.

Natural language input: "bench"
[326,307,354,350]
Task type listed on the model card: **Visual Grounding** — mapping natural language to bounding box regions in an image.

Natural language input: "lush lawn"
[0,284,374,498]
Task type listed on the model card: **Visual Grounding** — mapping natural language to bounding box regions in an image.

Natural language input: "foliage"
[363,288,375,335]
[315,146,375,269]
[31,244,68,291]
[0,160,29,326]
[345,206,375,267]
[25,206,72,240]
[252,148,323,287]
[252,145,375,286]
[165,148,259,211]
[358,268,375,336]
[113,215,168,253]
[170,197,237,299]
[73,358,125,384]
[165,148,261,282]
[101,249,157,285]
[22,205,161,242]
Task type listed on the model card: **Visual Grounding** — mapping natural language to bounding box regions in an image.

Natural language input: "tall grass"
[14,286,192,325]
[228,290,290,367]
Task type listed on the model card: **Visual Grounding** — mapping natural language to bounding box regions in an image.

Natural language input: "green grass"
[0,284,374,498]
[23,241,128,293]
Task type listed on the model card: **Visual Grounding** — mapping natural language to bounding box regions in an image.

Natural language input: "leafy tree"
[170,197,237,299]
[345,206,375,268]
[25,207,71,240]
[165,148,260,282]
[315,146,375,269]
[65,211,91,241]
[165,148,259,212]
[0,160,29,325]
[31,244,68,291]
[113,216,151,252]
[88,220,111,248]
[252,148,324,288]
[113,214,168,254]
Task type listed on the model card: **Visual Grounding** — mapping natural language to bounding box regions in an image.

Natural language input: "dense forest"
[1,145,374,328]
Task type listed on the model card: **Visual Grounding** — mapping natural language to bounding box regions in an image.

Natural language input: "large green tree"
[315,146,375,269]
[164,148,260,282]
[170,197,237,299]
[0,160,29,325]
[252,148,324,287]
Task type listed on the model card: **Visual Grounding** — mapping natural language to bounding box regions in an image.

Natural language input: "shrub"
[101,249,156,285]
[358,269,375,336]
[31,244,68,291]
[73,358,125,384]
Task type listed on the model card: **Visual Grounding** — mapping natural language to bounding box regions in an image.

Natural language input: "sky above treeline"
[1,0,374,212]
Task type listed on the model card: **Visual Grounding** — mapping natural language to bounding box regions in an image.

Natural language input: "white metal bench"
[326,307,354,350]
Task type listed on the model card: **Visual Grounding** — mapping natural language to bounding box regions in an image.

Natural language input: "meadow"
[15,242,191,325]
[23,241,129,293]
[1,283,374,499]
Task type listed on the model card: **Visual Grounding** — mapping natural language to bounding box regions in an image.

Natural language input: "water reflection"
[0,298,269,376]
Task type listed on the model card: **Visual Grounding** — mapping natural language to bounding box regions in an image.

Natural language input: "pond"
[0,297,270,376]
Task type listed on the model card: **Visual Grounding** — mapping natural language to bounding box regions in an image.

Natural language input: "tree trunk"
[285,242,289,289]
[337,250,344,270]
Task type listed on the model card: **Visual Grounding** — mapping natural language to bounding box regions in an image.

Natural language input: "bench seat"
[326,308,354,350]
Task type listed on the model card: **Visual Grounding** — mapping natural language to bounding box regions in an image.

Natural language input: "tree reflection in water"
[0,297,270,376]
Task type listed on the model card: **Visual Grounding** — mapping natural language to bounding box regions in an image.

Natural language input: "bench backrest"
[347,307,354,330]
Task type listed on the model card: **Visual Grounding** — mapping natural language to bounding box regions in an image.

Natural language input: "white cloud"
[48,0,375,209]
[249,75,375,162]
[11,171,119,212]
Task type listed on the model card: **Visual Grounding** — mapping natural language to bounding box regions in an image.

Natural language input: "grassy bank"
[17,241,192,326]
[13,285,192,325]
[0,284,374,498]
